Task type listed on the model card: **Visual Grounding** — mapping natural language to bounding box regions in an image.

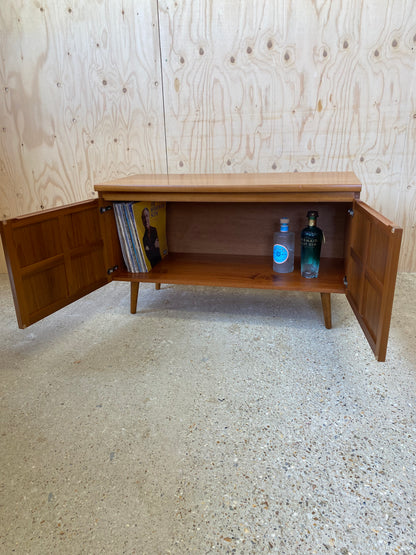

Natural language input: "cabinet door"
[1,199,118,328]
[346,200,402,361]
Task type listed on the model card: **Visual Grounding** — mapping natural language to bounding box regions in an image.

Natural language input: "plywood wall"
[1,0,416,272]
[0,0,167,271]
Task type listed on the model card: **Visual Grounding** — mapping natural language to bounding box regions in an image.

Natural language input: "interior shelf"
[113,252,346,294]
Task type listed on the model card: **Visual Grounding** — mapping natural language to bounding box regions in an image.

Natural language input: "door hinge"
[100,205,113,214]
[107,265,118,275]
[348,209,354,216]
[343,276,348,287]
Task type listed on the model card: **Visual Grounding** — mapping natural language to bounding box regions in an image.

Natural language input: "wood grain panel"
[166,202,349,259]
[0,0,166,271]
[113,253,346,294]
[158,0,288,173]
[395,56,416,273]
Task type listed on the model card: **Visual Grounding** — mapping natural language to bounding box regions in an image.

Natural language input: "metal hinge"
[100,205,113,213]
[348,209,354,216]
[107,265,118,275]
[343,276,348,287]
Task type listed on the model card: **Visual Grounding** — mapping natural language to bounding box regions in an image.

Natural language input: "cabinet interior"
[112,200,351,295]
[165,201,351,258]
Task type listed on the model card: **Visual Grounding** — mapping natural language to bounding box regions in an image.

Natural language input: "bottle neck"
[308,218,316,227]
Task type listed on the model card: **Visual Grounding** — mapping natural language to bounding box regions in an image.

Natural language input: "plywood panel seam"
[156,0,170,175]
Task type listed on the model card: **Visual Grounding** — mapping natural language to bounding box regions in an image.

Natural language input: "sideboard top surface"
[94,172,361,196]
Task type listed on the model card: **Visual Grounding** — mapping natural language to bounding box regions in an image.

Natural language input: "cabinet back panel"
[167,202,350,258]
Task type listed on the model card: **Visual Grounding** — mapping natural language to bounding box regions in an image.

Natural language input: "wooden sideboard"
[0,172,402,361]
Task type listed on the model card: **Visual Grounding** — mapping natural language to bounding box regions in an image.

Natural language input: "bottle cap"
[307,210,318,218]
[280,218,289,232]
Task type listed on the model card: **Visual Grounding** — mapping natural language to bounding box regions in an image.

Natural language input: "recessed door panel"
[13,218,62,268]
[1,200,114,328]
[22,261,68,315]
[346,200,402,361]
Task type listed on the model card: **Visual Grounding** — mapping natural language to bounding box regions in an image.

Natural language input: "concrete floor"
[0,273,415,555]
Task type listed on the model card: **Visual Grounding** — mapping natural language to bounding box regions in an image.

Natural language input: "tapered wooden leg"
[320,292,332,329]
[130,282,139,314]
[155,283,161,291]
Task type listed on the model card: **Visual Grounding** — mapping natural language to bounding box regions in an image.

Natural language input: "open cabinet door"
[346,200,402,361]
[1,199,119,328]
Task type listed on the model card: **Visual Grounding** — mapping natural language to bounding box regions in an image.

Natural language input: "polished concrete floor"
[1,273,415,554]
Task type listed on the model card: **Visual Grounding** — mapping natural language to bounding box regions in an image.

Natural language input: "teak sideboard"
[0,172,402,361]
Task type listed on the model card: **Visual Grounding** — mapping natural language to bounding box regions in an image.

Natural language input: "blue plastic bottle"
[273,218,295,273]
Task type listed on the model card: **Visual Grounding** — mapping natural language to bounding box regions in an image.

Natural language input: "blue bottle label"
[273,244,289,264]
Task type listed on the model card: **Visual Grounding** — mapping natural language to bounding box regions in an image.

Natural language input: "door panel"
[14,217,63,267]
[1,199,115,328]
[346,200,402,361]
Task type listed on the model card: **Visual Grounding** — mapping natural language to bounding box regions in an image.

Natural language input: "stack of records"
[113,201,168,272]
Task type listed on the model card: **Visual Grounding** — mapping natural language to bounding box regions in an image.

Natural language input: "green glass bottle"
[301,210,323,278]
